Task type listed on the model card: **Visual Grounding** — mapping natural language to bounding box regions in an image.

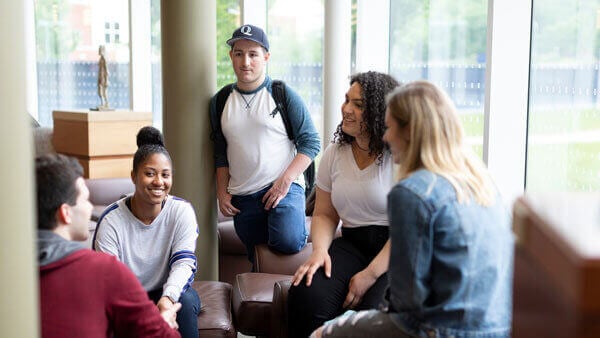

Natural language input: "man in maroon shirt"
[36,153,182,338]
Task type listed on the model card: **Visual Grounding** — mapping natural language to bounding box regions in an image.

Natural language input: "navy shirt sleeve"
[283,83,321,160]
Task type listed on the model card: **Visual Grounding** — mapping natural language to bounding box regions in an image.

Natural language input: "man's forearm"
[280,153,312,184]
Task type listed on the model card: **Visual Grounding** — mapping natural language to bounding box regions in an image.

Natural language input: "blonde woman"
[312,81,513,338]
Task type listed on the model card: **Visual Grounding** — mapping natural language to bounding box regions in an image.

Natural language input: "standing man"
[36,154,181,338]
[210,24,321,265]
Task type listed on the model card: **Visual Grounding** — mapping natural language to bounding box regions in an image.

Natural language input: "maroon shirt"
[40,249,181,338]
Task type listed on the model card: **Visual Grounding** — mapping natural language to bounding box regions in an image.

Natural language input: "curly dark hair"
[333,71,400,164]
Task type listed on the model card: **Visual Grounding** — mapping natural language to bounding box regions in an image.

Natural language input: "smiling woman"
[287,71,399,338]
[93,126,202,338]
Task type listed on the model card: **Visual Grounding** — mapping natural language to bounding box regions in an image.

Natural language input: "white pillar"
[129,0,153,116]
[162,0,218,281]
[241,0,267,26]
[355,0,390,73]
[323,0,352,145]
[25,0,39,121]
[484,0,532,203]
[0,1,39,337]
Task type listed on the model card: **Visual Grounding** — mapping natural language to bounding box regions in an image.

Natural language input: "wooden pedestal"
[512,193,600,338]
[52,110,152,178]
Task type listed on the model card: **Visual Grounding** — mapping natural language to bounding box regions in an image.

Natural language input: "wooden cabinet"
[512,193,600,337]
[52,110,152,178]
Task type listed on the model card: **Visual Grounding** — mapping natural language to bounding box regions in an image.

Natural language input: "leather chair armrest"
[254,243,313,275]
[271,279,292,338]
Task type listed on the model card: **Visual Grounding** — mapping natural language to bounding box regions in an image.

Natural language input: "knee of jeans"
[269,234,307,254]
[178,288,201,314]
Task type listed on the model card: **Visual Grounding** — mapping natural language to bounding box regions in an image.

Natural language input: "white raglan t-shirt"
[221,87,304,196]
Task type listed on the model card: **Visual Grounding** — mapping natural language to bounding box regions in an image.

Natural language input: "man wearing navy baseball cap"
[209,25,320,267]
[226,24,270,51]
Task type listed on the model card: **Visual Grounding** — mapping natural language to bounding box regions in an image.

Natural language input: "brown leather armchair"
[256,244,312,338]
[217,205,342,337]
[231,244,312,337]
[217,210,313,285]
[271,279,293,338]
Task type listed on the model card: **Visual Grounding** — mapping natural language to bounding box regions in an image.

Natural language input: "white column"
[0,1,39,337]
[25,0,39,121]
[162,0,218,281]
[129,0,153,115]
[355,0,390,73]
[241,0,267,26]
[484,0,532,203]
[323,0,352,145]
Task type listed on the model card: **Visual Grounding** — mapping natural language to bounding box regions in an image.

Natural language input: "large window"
[527,1,600,192]
[34,0,130,126]
[389,0,488,155]
[267,0,324,137]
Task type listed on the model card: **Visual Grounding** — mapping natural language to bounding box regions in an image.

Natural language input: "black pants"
[287,225,389,338]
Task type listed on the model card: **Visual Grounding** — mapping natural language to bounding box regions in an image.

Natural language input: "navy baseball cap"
[226,24,270,51]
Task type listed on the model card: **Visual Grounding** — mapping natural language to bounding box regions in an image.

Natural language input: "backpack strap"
[271,80,294,141]
[210,83,234,141]
[271,80,316,199]
[216,84,234,122]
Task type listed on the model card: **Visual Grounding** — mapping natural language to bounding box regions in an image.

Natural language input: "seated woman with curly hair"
[287,71,400,337]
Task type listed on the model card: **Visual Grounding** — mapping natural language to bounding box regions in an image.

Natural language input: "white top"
[317,143,394,228]
[94,195,198,302]
[222,87,303,195]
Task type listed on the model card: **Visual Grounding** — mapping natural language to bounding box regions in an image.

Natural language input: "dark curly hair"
[333,71,400,164]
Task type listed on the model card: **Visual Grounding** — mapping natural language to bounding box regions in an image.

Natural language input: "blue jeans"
[232,183,308,265]
[148,286,201,338]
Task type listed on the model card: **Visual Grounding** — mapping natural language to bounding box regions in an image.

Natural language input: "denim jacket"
[386,169,513,338]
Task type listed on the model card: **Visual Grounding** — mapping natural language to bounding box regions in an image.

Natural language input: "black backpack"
[213,80,316,199]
